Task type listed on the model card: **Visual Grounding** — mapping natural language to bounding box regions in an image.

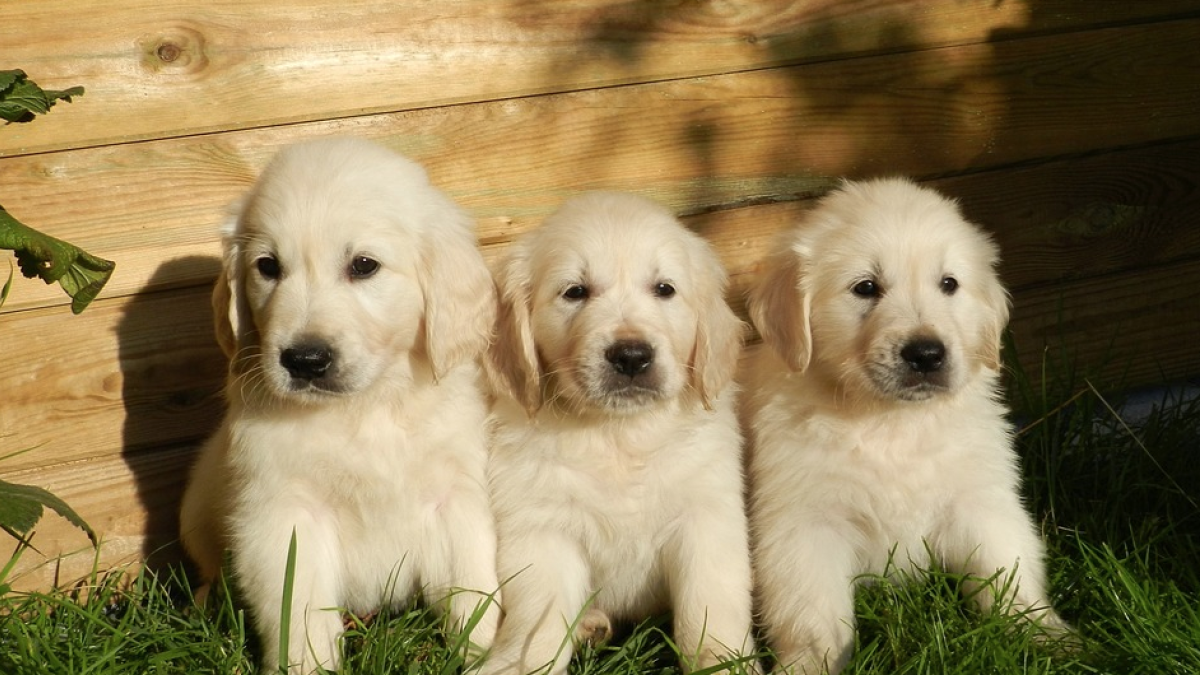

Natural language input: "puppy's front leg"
[234,509,344,675]
[666,503,759,673]
[179,431,230,586]
[939,491,1070,637]
[480,531,590,675]
[755,523,858,675]
[424,488,503,662]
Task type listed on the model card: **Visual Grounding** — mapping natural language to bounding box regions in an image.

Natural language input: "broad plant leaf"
[0,70,21,92]
[0,478,96,545]
[0,69,84,124]
[0,205,115,313]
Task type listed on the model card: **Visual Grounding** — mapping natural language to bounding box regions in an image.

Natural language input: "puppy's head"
[488,192,742,415]
[749,178,1009,403]
[214,137,495,404]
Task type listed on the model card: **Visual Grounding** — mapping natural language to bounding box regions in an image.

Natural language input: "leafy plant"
[0,206,115,313]
[1,70,100,595]
[0,69,83,124]
[0,70,112,313]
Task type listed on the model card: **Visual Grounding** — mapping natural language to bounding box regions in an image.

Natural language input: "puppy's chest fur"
[236,411,418,505]
[491,401,740,612]
[755,385,1016,573]
[228,373,489,561]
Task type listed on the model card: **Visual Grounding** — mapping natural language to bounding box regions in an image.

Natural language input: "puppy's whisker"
[540,358,585,414]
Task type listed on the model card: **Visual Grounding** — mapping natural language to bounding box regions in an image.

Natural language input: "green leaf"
[0,484,44,535]
[44,85,86,102]
[0,478,96,545]
[0,69,23,94]
[0,204,115,313]
[0,69,83,124]
[0,262,12,309]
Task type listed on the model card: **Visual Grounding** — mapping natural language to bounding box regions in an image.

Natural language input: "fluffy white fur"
[178,137,501,674]
[743,178,1069,674]
[480,192,757,675]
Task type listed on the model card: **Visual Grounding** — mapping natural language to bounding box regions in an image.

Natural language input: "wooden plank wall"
[2,0,1199,589]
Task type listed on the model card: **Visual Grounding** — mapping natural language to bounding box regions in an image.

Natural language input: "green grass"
[1,345,1198,674]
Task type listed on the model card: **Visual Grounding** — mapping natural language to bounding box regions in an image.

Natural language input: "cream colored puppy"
[179,137,500,674]
[744,178,1069,674]
[481,192,757,675]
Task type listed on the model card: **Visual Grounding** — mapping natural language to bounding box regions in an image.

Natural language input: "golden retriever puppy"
[480,192,757,675]
[178,137,501,674]
[743,178,1070,674]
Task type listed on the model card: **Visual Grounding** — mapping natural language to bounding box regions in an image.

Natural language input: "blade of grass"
[1084,378,1198,510]
[279,528,298,674]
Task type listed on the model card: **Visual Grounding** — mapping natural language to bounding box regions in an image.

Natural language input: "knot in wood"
[156,42,182,63]
[139,24,209,74]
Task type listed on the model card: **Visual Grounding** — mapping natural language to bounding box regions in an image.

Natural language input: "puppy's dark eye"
[256,255,281,280]
[654,282,676,299]
[349,256,380,279]
[941,276,959,295]
[851,279,881,298]
[562,284,589,301]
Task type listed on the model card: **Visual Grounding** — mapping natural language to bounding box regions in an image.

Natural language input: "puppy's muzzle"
[280,340,335,382]
[591,339,663,409]
[605,339,654,378]
[900,338,945,375]
[893,336,950,395]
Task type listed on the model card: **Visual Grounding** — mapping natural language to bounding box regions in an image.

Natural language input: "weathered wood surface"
[2,0,1192,156]
[2,1,1199,588]
[3,17,1198,314]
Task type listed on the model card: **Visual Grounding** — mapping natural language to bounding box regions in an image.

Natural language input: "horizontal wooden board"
[705,140,1200,299]
[3,17,1199,314]
[939,142,1200,293]
[2,1,1194,156]
[1,282,227,474]
[1008,258,1200,387]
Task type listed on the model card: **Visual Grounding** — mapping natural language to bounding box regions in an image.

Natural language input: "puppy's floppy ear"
[690,249,745,409]
[212,198,250,361]
[747,239,813,372]
[419,198,498,381]
[976,247,1012,372]
[484,245,542,414]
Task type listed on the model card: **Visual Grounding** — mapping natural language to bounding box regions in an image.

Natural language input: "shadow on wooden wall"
[117,255,224,570]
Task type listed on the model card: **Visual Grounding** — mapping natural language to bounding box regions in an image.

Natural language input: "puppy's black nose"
[901,339,946,373]
[280,342,334,380]
[605,340,654,377]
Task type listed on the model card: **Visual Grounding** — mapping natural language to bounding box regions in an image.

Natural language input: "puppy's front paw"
[575,607,613,646]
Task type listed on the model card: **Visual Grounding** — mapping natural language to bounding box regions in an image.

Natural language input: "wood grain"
[3,0,1191,156]
[3,17,1198,314]
[938,142,1200,293]
[1,283,227,474]
[1008,258,1200,386]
